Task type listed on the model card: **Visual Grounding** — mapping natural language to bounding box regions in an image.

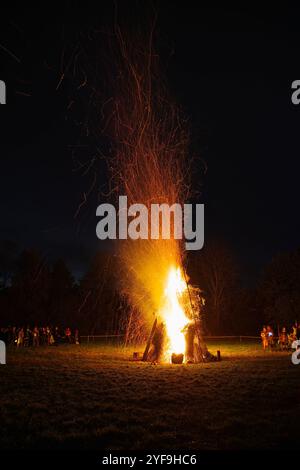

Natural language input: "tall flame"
[161,267,190,357]
[102,28,192,347]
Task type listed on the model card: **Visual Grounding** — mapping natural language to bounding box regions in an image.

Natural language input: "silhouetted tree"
[258,248,300,327]
[79,252,119,334]
[226,287,261,335]
[10,250,51,324]
[50,259,75,325]
[189,241,239,334]
[0,240,18,289]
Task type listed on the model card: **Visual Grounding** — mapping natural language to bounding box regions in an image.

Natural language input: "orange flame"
[161,266,190,358]
[104,29,192,346]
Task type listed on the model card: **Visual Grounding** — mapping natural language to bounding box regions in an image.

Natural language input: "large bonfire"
[104,26,205,362]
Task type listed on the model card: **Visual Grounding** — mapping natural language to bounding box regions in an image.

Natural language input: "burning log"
[184,320,208,363]
[141,275,214,364]
[142,317,157,361]
[171,353,184,364]
[132,351,142,361]
[144,320,166,363]
[185,323,196,363]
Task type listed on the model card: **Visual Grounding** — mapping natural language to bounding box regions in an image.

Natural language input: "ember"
[103,28,209,362]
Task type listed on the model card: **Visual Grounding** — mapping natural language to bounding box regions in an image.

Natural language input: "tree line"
[0,239,299,336]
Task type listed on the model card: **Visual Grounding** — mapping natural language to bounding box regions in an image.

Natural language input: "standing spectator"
[49,329,55,345]
[0,328,6,343]
[46,326,51,345]
[288,324,297,346]
[296,322,300,339]
[278,327,288,350]
[12,327,17,345]
[6,327,13,345]
[40,327,47,345]
[54,326,61,343]
[266,325,274,349]
[74,329,80,345]
[65,327,72,344]
[260,326,268,350]
[24,326,32,347]
[17,328,24,348]
[32,326,39,347]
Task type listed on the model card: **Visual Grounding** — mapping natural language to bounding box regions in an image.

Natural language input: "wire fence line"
[80,334,125,343]
[80,334,261,343]
[205,335,260,340]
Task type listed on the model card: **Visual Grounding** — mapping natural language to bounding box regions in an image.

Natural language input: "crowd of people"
[260,323,300,350]
[0,326,80,347]
[2,323,299,351]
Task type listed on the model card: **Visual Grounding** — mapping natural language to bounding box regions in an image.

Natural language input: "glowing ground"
[0,342,299,450]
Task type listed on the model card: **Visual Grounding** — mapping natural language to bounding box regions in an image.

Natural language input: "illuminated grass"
[0,342,299,450]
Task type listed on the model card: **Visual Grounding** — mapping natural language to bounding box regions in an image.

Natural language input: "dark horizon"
[1,4,300,284]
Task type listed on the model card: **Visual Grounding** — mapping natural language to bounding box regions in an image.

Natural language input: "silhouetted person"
[261,326,268,350]
[17,328,24,348]
[266,325,274,349]
[288,324,297,346]
[32,326,39,347]
[278,327,288,350]
[74,329,80,345]
[65,327,72,344]
[24,326,32,347]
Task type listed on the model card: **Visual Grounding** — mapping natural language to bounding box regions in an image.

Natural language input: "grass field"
[1,340,299,451]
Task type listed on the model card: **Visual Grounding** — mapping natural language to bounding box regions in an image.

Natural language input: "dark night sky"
[1,4,300,282]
